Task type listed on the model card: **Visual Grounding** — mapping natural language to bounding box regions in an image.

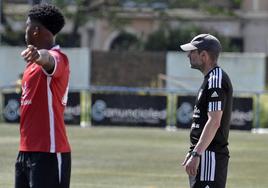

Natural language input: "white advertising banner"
[167,52,266,92]
[0,47,90,90]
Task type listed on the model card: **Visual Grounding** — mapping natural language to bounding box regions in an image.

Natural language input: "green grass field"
[0,124,267,188]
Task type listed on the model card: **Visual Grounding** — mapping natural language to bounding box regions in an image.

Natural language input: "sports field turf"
[0,123,267,188]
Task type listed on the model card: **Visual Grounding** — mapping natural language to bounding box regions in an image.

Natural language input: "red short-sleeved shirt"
[19,46,71,153]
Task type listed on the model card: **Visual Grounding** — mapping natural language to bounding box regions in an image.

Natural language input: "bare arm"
[183,111,222,176]
[21,45,55,73]
[193,110,222,154]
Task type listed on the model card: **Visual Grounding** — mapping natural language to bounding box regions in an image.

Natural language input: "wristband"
[191,151,201,157]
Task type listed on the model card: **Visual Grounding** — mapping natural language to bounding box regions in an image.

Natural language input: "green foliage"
[51,0,66,9]
[144,29,168,51]
[144,25,241,52]
[167,26,203,51]
[213,34,242,52]
[56,33,81,47]
[168,0,204,9]
[168,0,242,9]
[50,0,131,47]
[110,32,142,51]
[0,0,243,47]
[144,26,201,51]
[1,28,25,46]
[204,6,234,16]
[230,0,242,9]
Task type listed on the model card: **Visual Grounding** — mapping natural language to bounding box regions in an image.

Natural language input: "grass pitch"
[0,124,267,188]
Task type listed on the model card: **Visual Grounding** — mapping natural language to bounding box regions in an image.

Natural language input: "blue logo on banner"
[92,100,106,121]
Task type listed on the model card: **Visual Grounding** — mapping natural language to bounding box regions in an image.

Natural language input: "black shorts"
[15,151,71,188]
[189,150,229,188]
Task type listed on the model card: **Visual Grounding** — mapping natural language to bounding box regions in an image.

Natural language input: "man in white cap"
[180,34,233,188]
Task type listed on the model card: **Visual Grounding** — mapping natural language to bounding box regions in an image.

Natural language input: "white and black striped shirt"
[208,67,223,112]
[190,66,233,153]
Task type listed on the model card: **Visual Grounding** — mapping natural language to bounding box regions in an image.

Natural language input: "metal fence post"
[255,92,261,129]
[166,92,177,131]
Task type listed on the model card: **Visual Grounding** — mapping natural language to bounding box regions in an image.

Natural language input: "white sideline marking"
[251,128,268,134]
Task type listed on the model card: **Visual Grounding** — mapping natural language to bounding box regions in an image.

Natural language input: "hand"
[184,155,200,177]
[181,152,191,166]
[21,45,41,64]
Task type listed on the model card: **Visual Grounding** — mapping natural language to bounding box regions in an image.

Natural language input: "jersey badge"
[211,91,219,98]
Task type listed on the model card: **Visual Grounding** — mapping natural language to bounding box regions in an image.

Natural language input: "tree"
[110,32,142,51]
[144,25,242,52]
[0,0,242,47]
[53,0,241,49]
[52,0,123,47]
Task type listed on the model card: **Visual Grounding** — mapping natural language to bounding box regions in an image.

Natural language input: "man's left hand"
[184,156,200,177]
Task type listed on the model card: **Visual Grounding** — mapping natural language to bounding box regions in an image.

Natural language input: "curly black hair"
[28,4,65,35]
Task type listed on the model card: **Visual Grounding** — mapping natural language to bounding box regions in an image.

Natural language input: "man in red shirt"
[15,4,71,188]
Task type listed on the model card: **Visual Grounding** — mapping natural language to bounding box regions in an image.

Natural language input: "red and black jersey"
[190,66,233,154]
[19,46,71,153]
